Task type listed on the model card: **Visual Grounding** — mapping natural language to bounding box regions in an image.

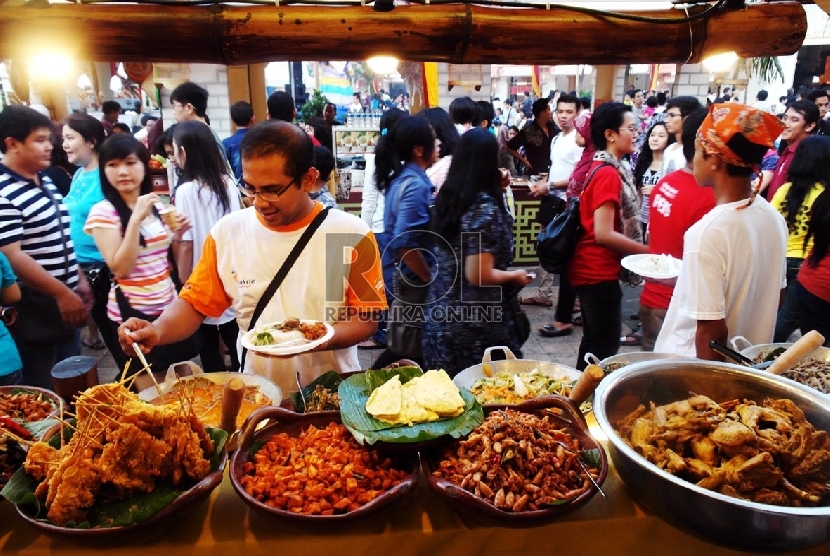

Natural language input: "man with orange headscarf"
[655,103,788,360]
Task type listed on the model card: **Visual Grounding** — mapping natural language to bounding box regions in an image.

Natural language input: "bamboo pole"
[0,2,806,66]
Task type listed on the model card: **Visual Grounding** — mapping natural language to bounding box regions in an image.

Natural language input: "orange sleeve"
[345,230,388,313]
[179,234,233,318]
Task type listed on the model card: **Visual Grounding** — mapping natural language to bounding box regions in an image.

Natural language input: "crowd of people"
[2,79,830,392]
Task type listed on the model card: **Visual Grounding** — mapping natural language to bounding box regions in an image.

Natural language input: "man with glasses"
[170,81,230,167]
[662,96,703,175]
[119,121,387,398]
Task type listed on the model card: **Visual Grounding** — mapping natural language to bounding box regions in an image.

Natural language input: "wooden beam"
[0,2,806,65]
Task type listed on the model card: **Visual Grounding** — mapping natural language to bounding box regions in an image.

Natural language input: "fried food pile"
[24,383,215,526]
[617,395,830,506]
[240,422,410,515]
[0,390,56,421]
[430,409,601,511]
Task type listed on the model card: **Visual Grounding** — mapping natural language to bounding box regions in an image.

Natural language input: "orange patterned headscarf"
[696,102,784,169]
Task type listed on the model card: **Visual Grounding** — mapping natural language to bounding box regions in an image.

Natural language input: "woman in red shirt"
[795,190,830,345]
[568,102,649,369]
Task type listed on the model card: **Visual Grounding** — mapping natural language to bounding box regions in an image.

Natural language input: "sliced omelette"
[365,370,465,426]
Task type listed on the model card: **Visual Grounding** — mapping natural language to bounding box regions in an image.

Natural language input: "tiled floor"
[83,270,646,384]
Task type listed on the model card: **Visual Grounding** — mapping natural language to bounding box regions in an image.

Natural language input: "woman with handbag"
[568,102,649,370]
[170,121,242,372]
[85,134,199,390]
[371,116,438,368]
[61,114,113,354]
[423,128,533,376]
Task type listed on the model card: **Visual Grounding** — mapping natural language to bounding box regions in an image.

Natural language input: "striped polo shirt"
[0,164,78,290]
[84,200,175,323]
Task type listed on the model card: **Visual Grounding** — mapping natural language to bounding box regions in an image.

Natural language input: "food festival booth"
[3,0,829,552]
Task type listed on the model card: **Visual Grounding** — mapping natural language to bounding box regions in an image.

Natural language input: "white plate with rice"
[621,254,683,280]
[241,319,335,356]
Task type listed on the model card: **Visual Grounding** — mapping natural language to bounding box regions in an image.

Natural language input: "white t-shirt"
[662,143,687,175]
[654,197,787,356]
[176,177,242,325]
[548,129,583,199]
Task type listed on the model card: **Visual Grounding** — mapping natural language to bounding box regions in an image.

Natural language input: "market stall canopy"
[0,0,807,65]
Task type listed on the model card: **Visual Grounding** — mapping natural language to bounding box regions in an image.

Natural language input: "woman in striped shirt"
[85,134,196,389]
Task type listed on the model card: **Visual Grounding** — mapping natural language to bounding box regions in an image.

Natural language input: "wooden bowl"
[0,385,63,422]
[421,395,608,525]
[12,429,227,542]
[229,406,419,522]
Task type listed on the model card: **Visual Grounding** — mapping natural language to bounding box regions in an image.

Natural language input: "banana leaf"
[289,370,343,413]
[0,426,227,528]
[338,370,483,445]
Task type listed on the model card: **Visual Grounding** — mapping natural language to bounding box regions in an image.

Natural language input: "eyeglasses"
[239,177,298,202]
[619,125,639,134]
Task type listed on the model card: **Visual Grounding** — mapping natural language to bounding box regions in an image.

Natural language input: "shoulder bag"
[11,184,77,345]
[240,207,330,370]
[536,163,609,274]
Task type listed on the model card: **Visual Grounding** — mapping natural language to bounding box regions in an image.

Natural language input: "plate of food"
[338,367,484,448]
[137,364,280,430]
[230,406,419,521]
[0,382,227,539]
[1,386,63,490]
[621,253,682,280]
[453,346,582,404]
[422,396,607,523]
[241,318,334,356]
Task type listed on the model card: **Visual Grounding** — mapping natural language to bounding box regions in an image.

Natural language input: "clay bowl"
[229,406,419,522]
[421,395,608,525]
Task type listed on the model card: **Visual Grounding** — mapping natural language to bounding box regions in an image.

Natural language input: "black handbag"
[535,194,567,227]
[386,271,428,359]
[537,163,609,274]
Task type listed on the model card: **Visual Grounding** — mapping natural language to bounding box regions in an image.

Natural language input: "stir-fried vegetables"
[470,370,574,405]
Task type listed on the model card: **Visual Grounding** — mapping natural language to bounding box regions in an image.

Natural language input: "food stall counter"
[3,448,827,555]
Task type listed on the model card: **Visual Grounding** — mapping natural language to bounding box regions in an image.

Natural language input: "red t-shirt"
[641,169,715,309]
[568,162,623,287]
[798,253,830,302]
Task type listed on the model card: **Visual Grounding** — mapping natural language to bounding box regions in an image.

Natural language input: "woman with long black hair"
[171,121,242,371]
[85,134,199,389]
[794,190,830,343]
[771,135,829,342]
[423,128,532,375]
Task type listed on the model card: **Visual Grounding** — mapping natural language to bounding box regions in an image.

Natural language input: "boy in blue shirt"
[0,252,22,385]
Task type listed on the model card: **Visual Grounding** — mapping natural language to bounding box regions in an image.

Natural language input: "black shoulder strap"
[240,207,330,369]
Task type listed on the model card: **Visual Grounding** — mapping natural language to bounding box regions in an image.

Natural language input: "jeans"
[18,329,81,389]
[639,304,668,352]
[199,320,240,372]
[371,232,392,345]
[795,281,830,344]
[773,257,803,342]
[0,368,22,386]
[575,280,622,370]
[554,272,577,325]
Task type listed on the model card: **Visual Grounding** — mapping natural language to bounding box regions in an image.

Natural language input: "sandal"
[572,313,583,326]
[519,296,553,307]
[620,334,642,346]
[82,338,106,350]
